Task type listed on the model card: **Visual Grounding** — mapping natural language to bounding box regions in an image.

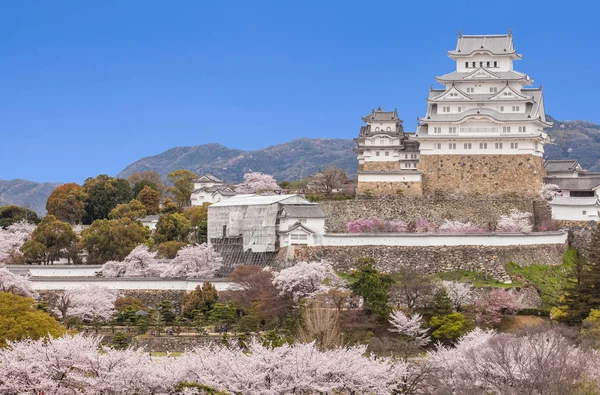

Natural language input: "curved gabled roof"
[448,32,522,59]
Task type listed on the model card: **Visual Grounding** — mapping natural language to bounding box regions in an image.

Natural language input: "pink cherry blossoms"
[102,245,167,277]
[388,310,430,347]
[235,172,281,194]
[540,183,560,200]
[0,267,37,298]
[52,285,117,322]
[272,260,344,301]
[160,243,223,278]
[496,209,533,233]
[347,217,408,233]
[437,219,486,233]
[0,220,35,264]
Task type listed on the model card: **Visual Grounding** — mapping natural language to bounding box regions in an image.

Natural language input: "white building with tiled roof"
[191,174,237,206]
[353,107,422,196]
[416,31,552,196]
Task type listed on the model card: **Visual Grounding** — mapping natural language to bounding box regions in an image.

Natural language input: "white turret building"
[354,108,422,196]
[416,31,552,196]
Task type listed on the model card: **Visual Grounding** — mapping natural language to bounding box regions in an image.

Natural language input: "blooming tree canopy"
[437,220,486,233]
[235,172,281,194]
[473,288,521,326]
[0,220,35,264]
[53,285,117,322]
[347,217,408,233]
[540,183,560,200]
[160,244,223,278]
[0,267,37,298]
[388,310,430,347]
[101,245,166,277]
[442,281,472,311]
[496,209,533,233]
[272,260,344,302]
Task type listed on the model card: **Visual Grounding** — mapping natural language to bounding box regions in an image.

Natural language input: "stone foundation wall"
[281,243,566,281]
[359,161,401,171]
[320,196,542,232]
[356,181,422,197]
[132,336,215,352]
[418,154,545,196]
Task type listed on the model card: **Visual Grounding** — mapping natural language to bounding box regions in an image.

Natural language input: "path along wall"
[319,196,551,232]
[279,231,568,282]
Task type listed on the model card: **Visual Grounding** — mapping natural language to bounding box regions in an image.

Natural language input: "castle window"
[380,139,384,145]
[511,143,519,149]
[449,127,457,134]
[487,61,490,67]
[449,143,456,150]
[385,151,389,156]
[495,142,503,149]
[464,143,472,149]
[436,143,442,149]
[479,142,488,149]
[411,154,417,159]
[583,211,587,215]
[434,127,441,134]
[490,87,497,93]
[503,126,511,133]
[519,126,527,133]
[466,87,475,93]
[386,127,391,131]
[479,61,483,67]
[512,106,520,111]
[457,106,462,112]
[472,62,476,67]
[494,61,498,67]
[443,106,450,112]
[405,154,408,158]
[376,151,380,156]
[465,62,469,68]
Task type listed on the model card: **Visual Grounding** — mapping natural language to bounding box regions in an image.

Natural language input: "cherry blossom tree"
[415,218,436,233]
[0,267,37,298]
[437,220,486,233]
[101,245,167,277]
[160,244,223,278]
[235,172,281,194]
[388,310,430,347]
[347,217,408,233]
[0,220,35,264]
[442,280,472,311]
[496,209,533,233]
[53,285,117,322]
[473,288,521,326]
[540,183,560,200]
[272,260,344,302]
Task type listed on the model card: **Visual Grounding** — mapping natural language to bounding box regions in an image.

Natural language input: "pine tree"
[564,223,600,323]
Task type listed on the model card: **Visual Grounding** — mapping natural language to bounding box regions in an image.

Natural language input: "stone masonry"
[418,154,546,196]
[356,181,423,197]
[282,243,567,282]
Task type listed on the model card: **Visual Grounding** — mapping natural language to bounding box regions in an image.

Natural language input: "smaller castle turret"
[354,107,422,196]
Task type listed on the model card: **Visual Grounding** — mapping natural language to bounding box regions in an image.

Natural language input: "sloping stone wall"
[319,196,542,232]
[418,154,545,196]
[356,181,422,197]
[280,243,566,282]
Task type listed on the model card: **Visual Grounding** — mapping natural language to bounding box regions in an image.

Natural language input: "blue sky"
[1,0,598,183]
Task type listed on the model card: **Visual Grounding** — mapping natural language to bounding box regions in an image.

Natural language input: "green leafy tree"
[185,204,210,243]
[167,170,198,208]
[0,205,40,228]
[137,186,160,215]
[46,183,89,224]
[83,175,133,224]
[109,332,130,350]
[21,215,77,264]
[108,200,147,221]
[209,303,237,333]
[157,300,176,324]
[182,282,219,319]
[154,213,192,244]
[430,312,473,342]
[0,292,66,347]
[156,241,187,258]
[20,240,47,264]
[348,260,393,318]
[160,198,181,214]
[127,171,165,194]
[132,180,160,198]
[431,289,454,317]
[79,218,150,264]
[564,223,600,323]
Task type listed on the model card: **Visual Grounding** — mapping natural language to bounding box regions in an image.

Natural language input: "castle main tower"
[416,31,551,196]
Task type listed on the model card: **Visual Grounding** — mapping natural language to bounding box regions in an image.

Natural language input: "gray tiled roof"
[544,177,600,191]
[436,69,529,82]
[140,215,159,222]
[421,107,540,123]
[194,174,223,183]
[550,196,599,206]
[278,222,316,235]
[449,33,518,56]
[544,160,581,173]
[362,107,401,123]
[280,204,327,218]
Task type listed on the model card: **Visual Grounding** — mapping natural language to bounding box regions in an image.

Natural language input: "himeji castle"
[415,31,552,196]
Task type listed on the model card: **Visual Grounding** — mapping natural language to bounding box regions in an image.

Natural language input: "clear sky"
[1,0,599,183]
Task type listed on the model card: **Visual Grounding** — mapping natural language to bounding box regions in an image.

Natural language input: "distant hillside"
[545,116,600,171]
[117,138,358,183]
[0,179,62,215]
